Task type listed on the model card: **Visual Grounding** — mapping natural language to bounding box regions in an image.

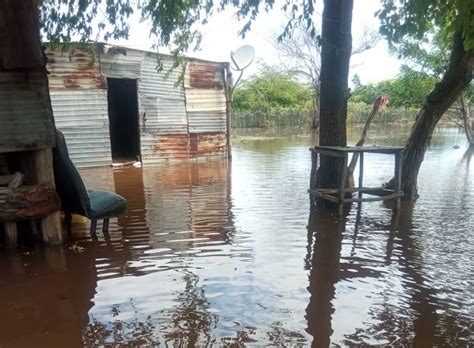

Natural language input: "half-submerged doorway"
[107,78,141,163]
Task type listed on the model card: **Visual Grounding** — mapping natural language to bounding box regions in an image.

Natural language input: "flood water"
[0,125,472,347]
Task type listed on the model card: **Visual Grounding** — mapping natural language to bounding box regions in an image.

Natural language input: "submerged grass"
[233,103,420,129]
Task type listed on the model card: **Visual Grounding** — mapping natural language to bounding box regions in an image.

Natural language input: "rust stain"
[188,63,224,90]
[151,133,226,160]
[46,49,106,90]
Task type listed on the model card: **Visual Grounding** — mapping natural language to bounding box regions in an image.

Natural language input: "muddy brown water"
[0,125,472,347]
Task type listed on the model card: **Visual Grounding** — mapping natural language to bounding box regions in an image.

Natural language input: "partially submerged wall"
[46,44,229,167]
[47,48,111,167]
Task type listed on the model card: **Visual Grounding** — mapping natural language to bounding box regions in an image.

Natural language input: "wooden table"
[308,146,405,215]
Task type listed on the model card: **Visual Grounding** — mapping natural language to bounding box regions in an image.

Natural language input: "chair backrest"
[52,130,90,216]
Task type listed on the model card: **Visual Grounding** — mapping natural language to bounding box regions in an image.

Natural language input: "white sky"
[110,0,402,85]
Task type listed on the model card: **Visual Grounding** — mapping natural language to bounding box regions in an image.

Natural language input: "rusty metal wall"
[46,48,112,167]
[139,53,189,163]
[184,62,227,134]
[0,70,56,153]
[100,47,144,79]
[45,45,229,167]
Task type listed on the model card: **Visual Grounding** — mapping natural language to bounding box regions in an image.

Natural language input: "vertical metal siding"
[46,48,111,167]
[50,90,112,167]
[99,48,143,79]
[184,62,227,133]
[139,53,188,163]
[184,61,227,157]
[45,45,229,166]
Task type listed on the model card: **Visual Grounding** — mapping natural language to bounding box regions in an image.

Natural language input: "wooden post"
[358,152,364,199]
[309,150,318,209]
[4,222,17,248]
[22,149,62,244]
[394,151,403,211]
[338,154,348,216]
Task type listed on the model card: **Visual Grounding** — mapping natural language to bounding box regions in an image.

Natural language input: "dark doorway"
[107,78,140,162]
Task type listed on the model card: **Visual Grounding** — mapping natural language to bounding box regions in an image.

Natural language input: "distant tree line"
[232,65,472,128]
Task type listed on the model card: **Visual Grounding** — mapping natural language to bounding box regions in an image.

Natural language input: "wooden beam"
[34,149,62,244]
[0,184,59,221]
[310,148,345,158]
[308,189,340,203]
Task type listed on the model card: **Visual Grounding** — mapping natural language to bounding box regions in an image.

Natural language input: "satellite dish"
[231,45,255,70]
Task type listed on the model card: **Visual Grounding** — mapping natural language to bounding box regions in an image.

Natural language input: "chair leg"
[102,218,110,233]
[90,219,97,236]
[65,212,72,237]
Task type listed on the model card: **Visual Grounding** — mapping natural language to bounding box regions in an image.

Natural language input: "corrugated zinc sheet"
[189,133,226,157]
[184,61,225,89]
[50,89,112,167]
[46,48,106,90]
[184,62,227,133]
[0,70,55,152]
[139,53,188,163]
[47,46,111,167]
[100,47,143,79]
[185,89,226,133]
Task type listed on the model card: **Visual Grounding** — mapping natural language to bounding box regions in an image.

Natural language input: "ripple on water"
[0,127,472,346]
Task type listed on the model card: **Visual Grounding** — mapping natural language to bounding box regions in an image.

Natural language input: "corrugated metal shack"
[46,43,230,168]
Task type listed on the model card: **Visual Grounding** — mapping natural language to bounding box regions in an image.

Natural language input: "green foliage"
[232,67,313,128]
[377,0,474,52]
[233,68,312,112]
[347,101,418,124]
[39,0,318,56]
[351,65,438,108]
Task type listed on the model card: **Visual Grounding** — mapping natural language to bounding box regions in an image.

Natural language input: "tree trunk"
[401,31,473,200]
[460,93,474,147]
[311,85,320,129]
[317,0,353,202]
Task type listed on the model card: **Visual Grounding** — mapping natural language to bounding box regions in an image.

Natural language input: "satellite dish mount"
[230,45,255,94]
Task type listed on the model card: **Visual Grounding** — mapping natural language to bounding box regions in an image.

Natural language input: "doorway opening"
[107,78,141,163]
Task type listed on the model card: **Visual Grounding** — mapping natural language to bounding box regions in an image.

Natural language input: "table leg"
[338,154,348,216]
[395,151,403,211]
[358,152,364,199]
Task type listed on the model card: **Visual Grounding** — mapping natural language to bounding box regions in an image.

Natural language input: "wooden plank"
[313,146,404,154]
[4,222,17,248]
[318,186,388,194]
[343,192,404,203]
[0,185,59,221]
[308,189,340,203]
[35,149,62,245]
[21,149,62,245]
[309,148,345,158]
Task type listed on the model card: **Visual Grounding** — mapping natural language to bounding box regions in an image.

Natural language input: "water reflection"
[0,126,472,346]
[306,200,472,346]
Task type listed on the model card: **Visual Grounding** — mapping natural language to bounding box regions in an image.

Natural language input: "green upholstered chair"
[52,130,127,236]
